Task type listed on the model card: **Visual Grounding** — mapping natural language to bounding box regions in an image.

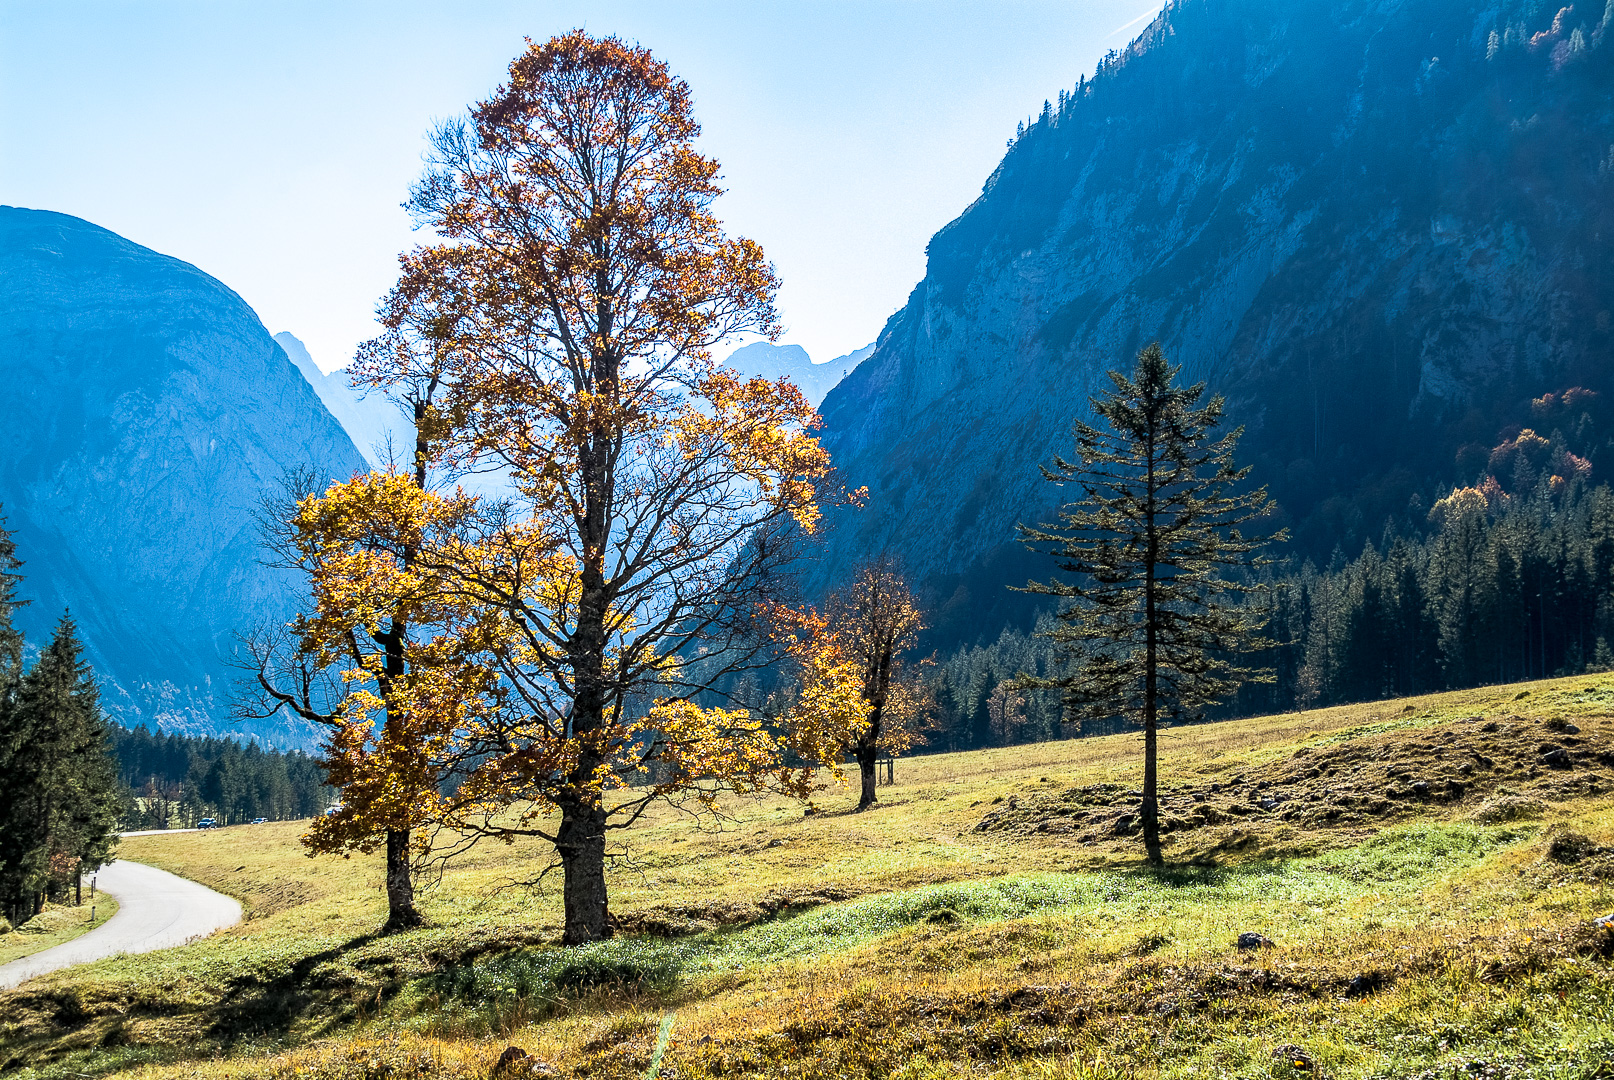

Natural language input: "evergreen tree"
[1019,344,1281,865]
[0,615,120,924]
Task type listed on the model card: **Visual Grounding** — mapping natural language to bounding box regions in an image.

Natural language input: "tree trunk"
[1141,712,1161,865]
[856,745,878,811]
[382,828,423,931]
[558,795,610,944]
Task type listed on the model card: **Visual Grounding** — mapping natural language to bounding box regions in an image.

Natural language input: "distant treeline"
[113,726,332,828]
[920,475,1614,750]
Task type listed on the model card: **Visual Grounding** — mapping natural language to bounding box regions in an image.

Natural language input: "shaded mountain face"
[814,0,1614,647]
[0,207,368,743]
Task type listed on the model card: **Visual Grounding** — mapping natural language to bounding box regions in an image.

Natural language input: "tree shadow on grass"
[206,928,541,1044]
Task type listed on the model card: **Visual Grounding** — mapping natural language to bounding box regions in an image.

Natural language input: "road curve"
[0,860,242,990]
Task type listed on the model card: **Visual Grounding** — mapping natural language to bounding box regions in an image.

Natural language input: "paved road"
[0,860,242,990]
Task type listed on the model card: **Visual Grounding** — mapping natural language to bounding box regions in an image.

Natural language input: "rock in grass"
[492,1046,552,1077]
[1236,932,1274,949]
[1346,971,1386,996]
[1273,1045,1315,1070]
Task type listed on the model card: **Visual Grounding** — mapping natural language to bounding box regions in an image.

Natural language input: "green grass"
[1,674,1611,1080]
[0,896,118,966]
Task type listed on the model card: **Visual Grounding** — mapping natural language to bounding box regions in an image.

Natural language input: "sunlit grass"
[0,897,119,967]
[2,674,1611,1080]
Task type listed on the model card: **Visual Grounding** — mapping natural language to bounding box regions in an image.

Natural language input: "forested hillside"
[812,0,1614,652]
[112,727,331,828]
[923,475,1614,752]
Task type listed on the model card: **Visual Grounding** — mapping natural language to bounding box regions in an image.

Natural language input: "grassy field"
[0,897,119,967]
[1,675,1611,1080]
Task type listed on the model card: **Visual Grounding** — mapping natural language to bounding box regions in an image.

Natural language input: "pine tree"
[0,614,120,924]
[1019,344,1281,865]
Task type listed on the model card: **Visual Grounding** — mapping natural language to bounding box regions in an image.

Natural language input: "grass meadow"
[0,897,119,967]
[0,675,1610,1080]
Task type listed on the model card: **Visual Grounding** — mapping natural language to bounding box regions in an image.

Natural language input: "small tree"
[1019,344,1280,865]
[783,559,928,811]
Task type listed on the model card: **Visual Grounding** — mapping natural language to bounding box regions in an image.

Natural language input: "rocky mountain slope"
[0,207,368,743]
[275,332,402,470]
[814,0,1614,646]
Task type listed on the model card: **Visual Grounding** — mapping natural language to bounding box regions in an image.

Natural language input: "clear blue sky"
[2,1,1151,372]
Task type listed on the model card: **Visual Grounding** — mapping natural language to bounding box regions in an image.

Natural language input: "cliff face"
[814,0,1614,642]
[0,207,368,743]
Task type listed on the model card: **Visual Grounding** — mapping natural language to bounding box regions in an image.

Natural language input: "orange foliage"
[274,32,854,941]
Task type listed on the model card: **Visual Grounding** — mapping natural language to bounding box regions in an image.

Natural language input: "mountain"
[813,0,1614,647]
[0,207,369,744]
[723,341,869,406]
[275,332,404,469]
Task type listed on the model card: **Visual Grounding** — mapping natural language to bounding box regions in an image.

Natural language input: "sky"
[2,1,1151,373]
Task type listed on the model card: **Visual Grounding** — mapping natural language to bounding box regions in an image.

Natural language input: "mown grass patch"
[0,897,119,967]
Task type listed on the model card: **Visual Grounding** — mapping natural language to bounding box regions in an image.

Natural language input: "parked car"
[323,805,343,817]
[251,817,267,825]
[196,817,218,829]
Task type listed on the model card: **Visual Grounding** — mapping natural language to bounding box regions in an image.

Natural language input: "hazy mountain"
[813,0,1614,646]
[0,207,368,744]
[723,341,869,406]
[274,332,405,469]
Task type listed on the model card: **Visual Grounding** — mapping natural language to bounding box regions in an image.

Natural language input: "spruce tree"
[0,614,120,924]
[1019,344,1280,865]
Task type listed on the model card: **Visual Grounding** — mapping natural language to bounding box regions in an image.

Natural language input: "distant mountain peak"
[721,340,870,406]
[274,332,405,470]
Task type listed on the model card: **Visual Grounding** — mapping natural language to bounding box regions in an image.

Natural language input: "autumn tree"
[782,559,928,811]
[280,31,851,945]
[1020,344,1280,865]
[244,468,496,931]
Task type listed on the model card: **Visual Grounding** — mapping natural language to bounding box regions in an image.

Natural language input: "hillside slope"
[0,207,368,742]
[814,0,1614,642]
[4,674,1611,1080]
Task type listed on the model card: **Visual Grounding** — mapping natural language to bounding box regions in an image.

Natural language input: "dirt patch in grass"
[611,884,860,937]
[974,713,1614,848]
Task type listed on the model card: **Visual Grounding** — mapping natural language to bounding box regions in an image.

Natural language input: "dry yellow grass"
[2,674,1611,1080]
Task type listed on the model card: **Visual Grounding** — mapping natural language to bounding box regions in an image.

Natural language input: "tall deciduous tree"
[246,468,494,931]
[246,332,465,932]
[1020,344,1280,865]
[262,32,851,945]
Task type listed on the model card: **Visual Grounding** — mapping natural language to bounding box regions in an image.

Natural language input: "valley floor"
[1,676,1611,1080]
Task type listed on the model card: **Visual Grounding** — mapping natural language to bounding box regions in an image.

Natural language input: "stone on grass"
[1236,932,1274,949]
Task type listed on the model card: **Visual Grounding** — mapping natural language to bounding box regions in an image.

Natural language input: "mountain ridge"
[812,0,1614,645]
